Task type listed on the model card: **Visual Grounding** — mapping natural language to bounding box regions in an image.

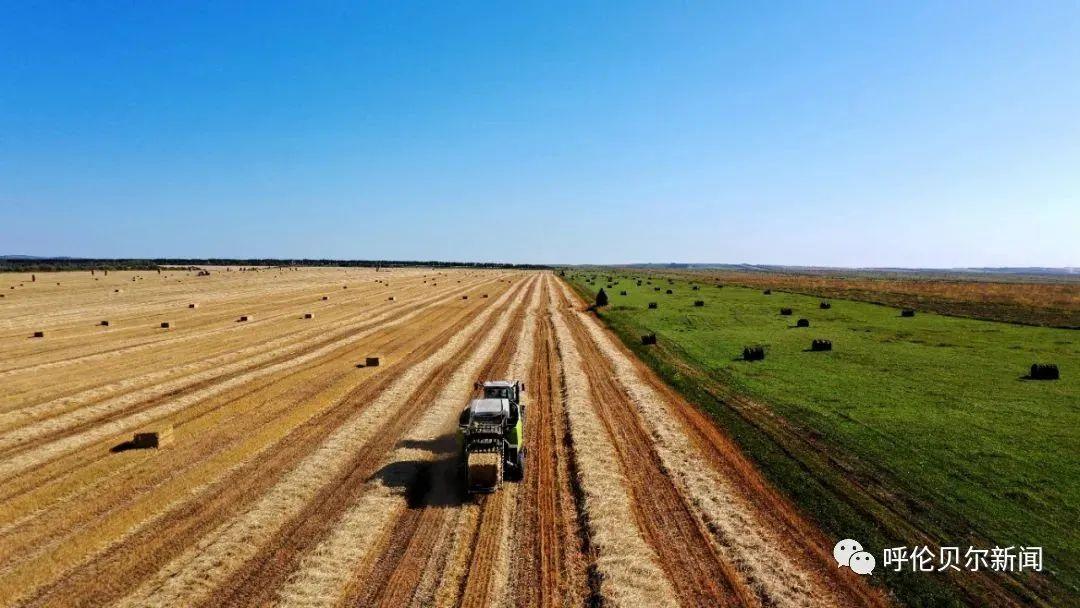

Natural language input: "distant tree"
[595,288,609,307]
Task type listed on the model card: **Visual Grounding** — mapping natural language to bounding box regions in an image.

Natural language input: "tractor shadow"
[110,440,139,453]
[372,432,465,508]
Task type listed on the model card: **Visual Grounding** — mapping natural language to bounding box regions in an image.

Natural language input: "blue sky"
[2,2,1078,266]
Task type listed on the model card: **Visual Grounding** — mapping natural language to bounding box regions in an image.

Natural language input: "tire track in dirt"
[271,277,539,608]
[556,284,755,607]
[560,278,891,607]
[0,269,350,336]
[212,276,536,608]
[457,273,593,608]
[0,276,424,418]
[0,303,469,581]
[547,287,677,608]
[0,275,406,409]
[373,282,536,608]
[252,276,531,608]
[105,278,532,608]
[454,277,546,608]
[557,279,893,608]
[0,266,397,330]
[0,270,480,420]
[0,278,502,513]
[7,282,507,608]
[502,274,593,608]
[0,278,503,483]
[0,275,495,447]
[0,271,453,383]
[458,493,508,608]
[0,273,402,377]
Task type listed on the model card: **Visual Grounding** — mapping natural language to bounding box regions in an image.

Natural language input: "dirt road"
[0,268,887,607]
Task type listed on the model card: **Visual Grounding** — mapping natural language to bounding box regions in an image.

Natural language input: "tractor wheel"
[508,449,525,481]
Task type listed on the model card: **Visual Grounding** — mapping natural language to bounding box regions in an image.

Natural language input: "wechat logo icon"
[834,539,875,575]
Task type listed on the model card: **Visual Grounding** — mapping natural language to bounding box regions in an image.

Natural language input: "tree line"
[0,258,550,272]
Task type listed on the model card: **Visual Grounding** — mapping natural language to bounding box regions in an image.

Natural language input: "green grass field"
[567,272,1078,606]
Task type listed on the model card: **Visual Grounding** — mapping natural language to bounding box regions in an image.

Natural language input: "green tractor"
[457,380,525,493]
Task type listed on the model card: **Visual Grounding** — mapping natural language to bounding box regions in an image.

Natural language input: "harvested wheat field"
[0,267,886,607]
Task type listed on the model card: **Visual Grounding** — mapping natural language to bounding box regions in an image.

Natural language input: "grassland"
[567,271,1078,606]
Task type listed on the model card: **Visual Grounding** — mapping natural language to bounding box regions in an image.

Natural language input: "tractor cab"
[481,380,522,402]
[480,380,523,421]
[460,397,510,427]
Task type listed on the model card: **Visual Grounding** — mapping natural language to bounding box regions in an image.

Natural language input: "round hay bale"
[1030,363,1060,380]
[694,300,704,307]
[160,322,171,329]
[901,309,916,317]
[32,331,45,338]
[763,289,772,295]
[820,301,831,309]
[641,333,657,345]
[648,302,658,309]
[467,451,502,490]
[743,345,765,361]
[780,307,793,316]
[132,426,173,449]
[811,339,832,351]
[796,318,810,327]
[100,320,110,326]
[304,312,315,319]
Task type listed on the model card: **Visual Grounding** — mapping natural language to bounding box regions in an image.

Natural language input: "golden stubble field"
[0,267,885,607]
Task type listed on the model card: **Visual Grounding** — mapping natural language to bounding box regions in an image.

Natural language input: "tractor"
[457,380,525,493]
